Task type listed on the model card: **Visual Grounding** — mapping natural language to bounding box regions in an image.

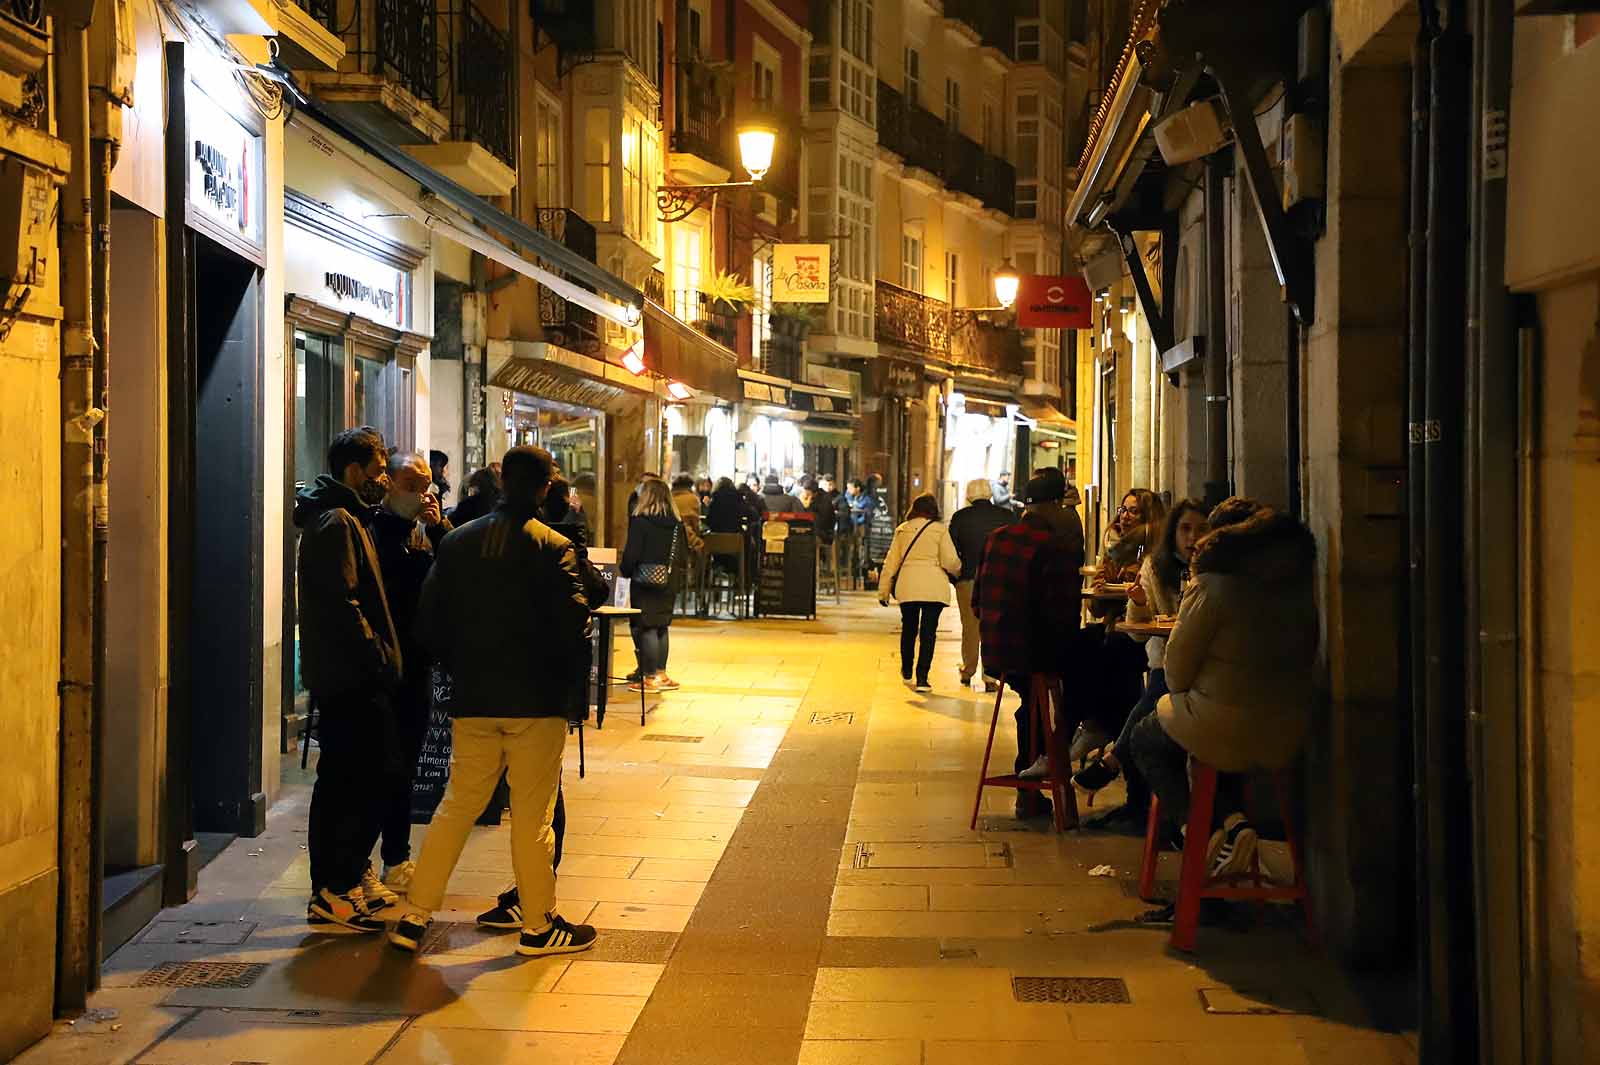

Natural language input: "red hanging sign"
[1015,274,1093,329]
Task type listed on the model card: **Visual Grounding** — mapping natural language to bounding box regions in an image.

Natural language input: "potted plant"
[770,302,825,342]
[700,270,756,315]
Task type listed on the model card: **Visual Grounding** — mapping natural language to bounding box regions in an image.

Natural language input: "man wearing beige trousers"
[947,478,1016,693]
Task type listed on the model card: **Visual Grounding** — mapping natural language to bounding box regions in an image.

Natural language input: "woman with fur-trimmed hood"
[1127,500,1319,879]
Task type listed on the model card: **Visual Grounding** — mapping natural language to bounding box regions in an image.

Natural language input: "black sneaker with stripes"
[517,913,597,957]
[477,887,523,930]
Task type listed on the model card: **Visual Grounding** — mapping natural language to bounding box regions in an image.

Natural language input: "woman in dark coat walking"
[621,478,686,693]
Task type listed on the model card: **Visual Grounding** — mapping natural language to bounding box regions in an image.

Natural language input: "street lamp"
[657,118,782,223]
[992,260,1020,310]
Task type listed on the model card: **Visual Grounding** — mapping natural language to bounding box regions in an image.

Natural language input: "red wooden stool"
[1137,761,1315,951]
[971,673,1078,833]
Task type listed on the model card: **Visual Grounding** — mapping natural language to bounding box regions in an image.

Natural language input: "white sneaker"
[361,865,399,909]
[1208,813,1259,879]
[383,860,416,894]
[1069,724,1111,764]
[1018,754,1050,780]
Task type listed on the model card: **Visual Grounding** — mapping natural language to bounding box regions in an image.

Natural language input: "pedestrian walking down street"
[388,446,597,959]
[621,479,687,693]
[948,478,1016,690]
[294,426,403,934]
[878,493,961,692]
[365,451,453,901]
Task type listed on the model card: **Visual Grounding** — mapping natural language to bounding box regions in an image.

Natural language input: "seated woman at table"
[1127,501,1318,879]
[1073,498,1209,828]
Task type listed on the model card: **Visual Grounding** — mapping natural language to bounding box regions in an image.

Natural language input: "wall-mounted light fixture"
[657,118,781,223]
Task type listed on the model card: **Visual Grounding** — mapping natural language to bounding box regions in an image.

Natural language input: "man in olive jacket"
[294,425,402,933]
[390,446,599,959]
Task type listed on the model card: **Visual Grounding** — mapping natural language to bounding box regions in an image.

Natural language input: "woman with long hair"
[1074,497,1209,825]
[877,493,961,692]
[621,478,686,692]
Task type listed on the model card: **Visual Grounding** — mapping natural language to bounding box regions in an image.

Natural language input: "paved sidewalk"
[19,595,1417,1065]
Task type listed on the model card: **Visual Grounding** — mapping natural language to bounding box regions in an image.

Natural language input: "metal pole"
[1203,154,1229,507]
[55,22,99,1012]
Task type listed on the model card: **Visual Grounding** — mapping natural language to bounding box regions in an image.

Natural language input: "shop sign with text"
[772,244,830,303]
[186,75,261,247]
[1016,274,1092,329]
[286,222,413,331]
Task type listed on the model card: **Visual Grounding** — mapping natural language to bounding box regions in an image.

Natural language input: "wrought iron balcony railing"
[980,154,1016,215]
[534,207,602,353]
[950,314,1024,376]
[454,2,513,164]
[672,65,730,169]
[372,0,438,104]
[671,288,739,351]
[644,269,667,305]
[875,279,950,356]
[534,208,598,264]
[531,0,597,75]
[289,0,340,33]
[877,81,1017,217]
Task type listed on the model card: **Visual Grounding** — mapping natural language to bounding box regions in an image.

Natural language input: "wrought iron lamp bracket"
[655,181,756,223]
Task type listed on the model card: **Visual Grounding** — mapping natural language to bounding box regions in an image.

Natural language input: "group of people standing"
[294,428,601,958]
[875,471,1319,884]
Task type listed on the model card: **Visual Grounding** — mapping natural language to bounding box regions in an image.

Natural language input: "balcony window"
[945,78,960,132]
[535,92,563,206]
[752,251,774,369]
[842,60,874,125]
[901,230,923,292]
[904,47,920,106]
[585,108,611,223]
[843,0,873,62]
[672,226,703,321]
[810,55,831,109]
[945,251,959,307]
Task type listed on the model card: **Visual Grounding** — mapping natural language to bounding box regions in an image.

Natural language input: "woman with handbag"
[878,492,961,692]
[621,478,685,693]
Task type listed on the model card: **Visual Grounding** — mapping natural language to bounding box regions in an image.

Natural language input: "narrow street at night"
[19,600,1414,1065]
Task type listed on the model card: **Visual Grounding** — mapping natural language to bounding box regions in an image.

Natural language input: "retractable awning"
[1018,397,1075,430]
[488,340,652,415]
[304,101,644,317]
[643,302,740,401]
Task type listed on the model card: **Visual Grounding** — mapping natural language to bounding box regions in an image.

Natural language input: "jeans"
[379,677,431,868]
[408,716,568,928]
[1111,667,1168,813]
[899,602,944,681]
[630,619,671,675]
[953,580,981,680]
[837,528,862,586]
[308,691,391,894]
[1127,703,1245,835]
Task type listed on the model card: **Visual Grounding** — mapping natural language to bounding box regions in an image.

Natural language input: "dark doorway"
[184,234,266,841]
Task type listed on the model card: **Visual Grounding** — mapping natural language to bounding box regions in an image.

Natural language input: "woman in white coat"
[877,492,962,691]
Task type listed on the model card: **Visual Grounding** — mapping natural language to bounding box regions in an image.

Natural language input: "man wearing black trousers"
[294,426,402,933]
[366,450,452,902]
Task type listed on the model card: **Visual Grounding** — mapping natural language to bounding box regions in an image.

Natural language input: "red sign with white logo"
[1016,274,1093,329]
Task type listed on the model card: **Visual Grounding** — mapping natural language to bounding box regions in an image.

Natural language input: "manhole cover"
[135,961,268,989]
[137,920,257,945]
[1012,976,1131,1004]
[809,711,855,725]
[640,734,704,743]
[1199,987,1319,1015]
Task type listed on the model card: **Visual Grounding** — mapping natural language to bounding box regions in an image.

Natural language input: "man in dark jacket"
[760,473,804,514]
[295,426,401,933]
[948,479,1016,688]
[973,472,1084,820]
[366,451,452,899]
[390,446,598,959]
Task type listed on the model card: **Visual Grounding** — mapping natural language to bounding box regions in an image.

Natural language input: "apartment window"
[672,226,703,321]
[535,93,562,206]
[904,47,920,105]
[945,78,960,131]
[622,114,641,239]
[837,145,875,340]
[982,99,996,151]
[842,60,874,124]
[584,109,611,223]
[754,37,780,103]
[1017,22,1041,62]
[842,0,873,62]
[901,229,923,291]
[810,54,831,109]
[684,3,704,58]
[622,114,662,249]
[1016,94,1040,220]
[945,251,959,307]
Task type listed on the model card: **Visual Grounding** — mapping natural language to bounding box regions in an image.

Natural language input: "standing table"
[592,606,648,727]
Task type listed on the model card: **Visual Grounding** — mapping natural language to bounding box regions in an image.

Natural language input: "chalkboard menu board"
[865,489,895,570]
[586,548,620,711]
[411,667,455,822]
[757,527,818,618]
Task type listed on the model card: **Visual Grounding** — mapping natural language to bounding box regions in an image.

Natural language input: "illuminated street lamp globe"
[737,119,779,182]
[993,260,1020,310]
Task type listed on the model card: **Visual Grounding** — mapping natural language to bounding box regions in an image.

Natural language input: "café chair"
[971,673,1078,833]
[701,532,749,619]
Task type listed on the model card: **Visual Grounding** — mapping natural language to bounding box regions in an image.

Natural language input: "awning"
[789,381,855,418]
[488,341,651,415]
[643,302,740,401]
[802,425,856,446]
[303,101,644,313]
[1019,397,1075,430]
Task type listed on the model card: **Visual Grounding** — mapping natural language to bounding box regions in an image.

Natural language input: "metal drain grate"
[640,734,704,743]
[136,961,269,989]
[809,711,855,725]
[1012,976,1131,1004]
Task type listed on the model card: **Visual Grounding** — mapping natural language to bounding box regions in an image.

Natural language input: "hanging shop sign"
[870,357,922,399]
[1016,274,1093,329]
[772,243,831,303]
[183,60,263,255]
[285,190,421,331]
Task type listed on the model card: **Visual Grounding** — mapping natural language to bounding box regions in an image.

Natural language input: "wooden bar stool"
[970,673,1078,833]
[1137,761,1316,951]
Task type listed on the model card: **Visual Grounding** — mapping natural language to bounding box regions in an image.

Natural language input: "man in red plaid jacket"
[973,472,1084,819]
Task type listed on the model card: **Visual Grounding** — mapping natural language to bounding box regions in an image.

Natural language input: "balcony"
[531,0,597,76]
[877,81,1016,217]
[306,0,517,194]
[670,64,731,184]
[670,289,739,351]
[535,208,602,354]
[876,279,1023,378]
[276,0,346,71]
[943,0,1015,60]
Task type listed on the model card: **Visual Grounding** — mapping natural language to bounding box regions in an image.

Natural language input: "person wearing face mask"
[293,426,403,933]
[365,451,453,898]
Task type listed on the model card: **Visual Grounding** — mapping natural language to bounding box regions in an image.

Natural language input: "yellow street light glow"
[993,260,1020,310]
[737,120,779,182]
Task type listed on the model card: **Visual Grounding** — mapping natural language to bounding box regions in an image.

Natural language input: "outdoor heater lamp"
[666,381,695,401]
[621,343,647,376]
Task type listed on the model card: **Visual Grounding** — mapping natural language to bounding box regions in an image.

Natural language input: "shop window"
[705,407,736,476]
[585,109,611,223]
